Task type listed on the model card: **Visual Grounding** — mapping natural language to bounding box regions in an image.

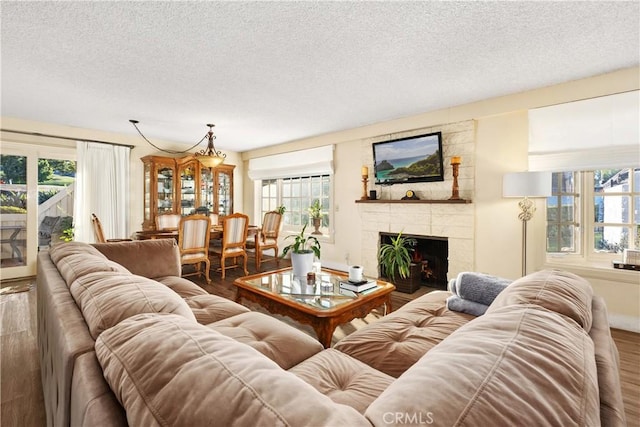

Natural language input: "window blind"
[247,145,334,180]
[528,90,639,171]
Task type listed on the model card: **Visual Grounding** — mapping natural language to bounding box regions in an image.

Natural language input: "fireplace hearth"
[379,232,449,291]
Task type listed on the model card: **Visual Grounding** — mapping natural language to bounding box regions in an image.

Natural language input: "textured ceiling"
[2,1,638,152]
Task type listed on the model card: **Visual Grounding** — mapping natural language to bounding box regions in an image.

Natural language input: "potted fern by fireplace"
[378,231,421,293]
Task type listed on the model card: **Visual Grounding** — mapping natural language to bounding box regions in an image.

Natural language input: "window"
[593,169,640,253]
[259,174,331,235]
[546,168,640,261]
[546,172,579,253]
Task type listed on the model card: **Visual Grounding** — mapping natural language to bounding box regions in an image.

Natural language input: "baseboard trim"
[322,260,349,273]
[608,314,640,333]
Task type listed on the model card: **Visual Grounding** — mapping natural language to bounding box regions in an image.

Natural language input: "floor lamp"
[503,172,552,276]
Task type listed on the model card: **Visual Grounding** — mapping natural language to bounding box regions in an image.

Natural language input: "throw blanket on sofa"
[446,272,512,316]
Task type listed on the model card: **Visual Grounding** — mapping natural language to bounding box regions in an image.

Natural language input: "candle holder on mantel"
[449,156,461,200]
[361,166,370,200]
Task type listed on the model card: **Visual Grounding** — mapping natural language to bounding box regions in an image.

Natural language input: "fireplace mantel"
[355,199,471,204]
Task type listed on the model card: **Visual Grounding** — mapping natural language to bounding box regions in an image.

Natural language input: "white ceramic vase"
[291,251,315,279]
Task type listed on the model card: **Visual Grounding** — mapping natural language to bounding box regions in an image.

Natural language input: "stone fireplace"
[357,200,475,288]
[358,119,476,285]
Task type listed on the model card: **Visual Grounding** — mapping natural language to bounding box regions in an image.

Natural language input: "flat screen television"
[372,131,444,185]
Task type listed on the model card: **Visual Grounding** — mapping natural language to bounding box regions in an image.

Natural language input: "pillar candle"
[451,156,461,165]
[361,166,369,176]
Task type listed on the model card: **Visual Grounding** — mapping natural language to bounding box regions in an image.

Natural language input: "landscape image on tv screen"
[373,132,444,185]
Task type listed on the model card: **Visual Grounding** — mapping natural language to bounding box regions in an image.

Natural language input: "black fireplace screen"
[379,232,449,289]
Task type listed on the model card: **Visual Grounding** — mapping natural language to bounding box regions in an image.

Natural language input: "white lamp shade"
[503,171,552,198]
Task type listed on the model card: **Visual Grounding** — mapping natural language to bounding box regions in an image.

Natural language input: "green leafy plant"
[282,224,321,258]
[0,205,27,214]
[60,228,74,242]
[377,231,417,281]
[59,217,74,242]
[308,199,322,219]
[0,190,27,210]
[275,205,286,215]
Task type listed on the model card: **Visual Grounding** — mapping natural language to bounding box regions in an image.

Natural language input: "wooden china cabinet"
[141,155,235,230]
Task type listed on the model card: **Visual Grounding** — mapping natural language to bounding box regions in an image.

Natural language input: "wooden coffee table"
[233,267,395,348]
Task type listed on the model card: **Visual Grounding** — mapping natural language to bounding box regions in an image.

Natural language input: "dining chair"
[246,211,282,270]
[155,213,182,231]
[178,214,211,284]
[210,213,249,279]
[91,213,132,243]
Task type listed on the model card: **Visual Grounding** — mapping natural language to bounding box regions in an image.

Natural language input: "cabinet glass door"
[158,166,174,214]
[143,162,151,224]
[217,169,232,216]
[179,163,197,215]
[200,167,213,214]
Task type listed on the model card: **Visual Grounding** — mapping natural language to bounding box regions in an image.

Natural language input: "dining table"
[135,225,259,241]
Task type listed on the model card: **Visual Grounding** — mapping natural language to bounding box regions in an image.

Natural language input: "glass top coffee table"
[233,267,395,348]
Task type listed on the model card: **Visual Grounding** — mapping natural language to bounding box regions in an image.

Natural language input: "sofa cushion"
[208,311,323,369]
[365,304,600,426]
[184,294,250,324]
[95,313,369,427]
[289,349,394,414]
[487,269,593,332]
[70,272,196,339]
[55,253,131,287]
[157,276,209,298]
[334,291,473,377]
[93,239,181,279]
[49,241,106,263]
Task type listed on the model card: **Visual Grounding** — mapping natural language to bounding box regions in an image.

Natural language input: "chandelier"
[129,120,226,168]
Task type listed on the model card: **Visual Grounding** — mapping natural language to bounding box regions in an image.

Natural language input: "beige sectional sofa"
[37,239,626,426]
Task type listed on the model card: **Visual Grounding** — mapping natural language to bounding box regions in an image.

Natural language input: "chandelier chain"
[130,120,208,155]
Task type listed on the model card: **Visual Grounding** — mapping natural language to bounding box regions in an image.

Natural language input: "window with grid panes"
[546,172,579,253]
[259,174,331,234]
[546,168,640,260]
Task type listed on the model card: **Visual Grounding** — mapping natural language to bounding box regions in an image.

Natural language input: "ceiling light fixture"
[129,120,226,168]
[195,124,226,168]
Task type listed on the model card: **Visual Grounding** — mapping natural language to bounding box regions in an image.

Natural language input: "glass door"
[1,143,76,280]
[0,154,28,269]
[37,157,76,249]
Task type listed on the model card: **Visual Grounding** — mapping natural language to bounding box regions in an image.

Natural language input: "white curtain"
[74,142,130,242]
[528,90,639,171]
[247,145,334,180]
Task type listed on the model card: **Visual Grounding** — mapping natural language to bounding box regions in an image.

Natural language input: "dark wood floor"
[1,256,639,426]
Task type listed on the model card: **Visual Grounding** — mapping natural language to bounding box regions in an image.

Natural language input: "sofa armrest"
[92,239,181,279]
[589,296,627,426]
[37,250,96,427]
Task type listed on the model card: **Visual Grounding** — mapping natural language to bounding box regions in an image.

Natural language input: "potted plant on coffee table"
[377,231,421,293]
[308,199,323,235]
[282,224,321,279]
